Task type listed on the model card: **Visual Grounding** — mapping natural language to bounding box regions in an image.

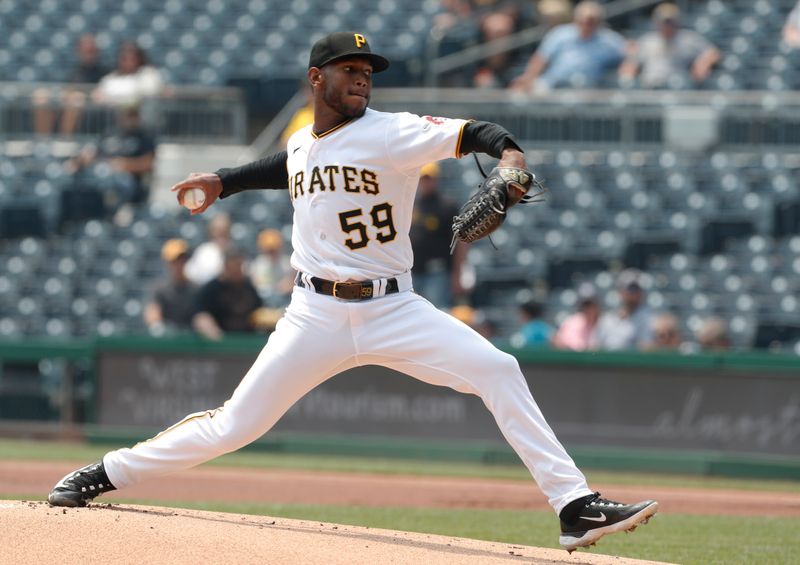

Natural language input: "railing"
[370,88,800,148]
[0,82,247,144]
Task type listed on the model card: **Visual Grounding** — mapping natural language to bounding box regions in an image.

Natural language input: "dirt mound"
[1,500,672,565]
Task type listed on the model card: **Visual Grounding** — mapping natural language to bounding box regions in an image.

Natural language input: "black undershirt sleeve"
[215,150,289,199]
[458,120,523,159]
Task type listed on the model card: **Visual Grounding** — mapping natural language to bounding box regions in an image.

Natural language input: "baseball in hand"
[181,187,206,210]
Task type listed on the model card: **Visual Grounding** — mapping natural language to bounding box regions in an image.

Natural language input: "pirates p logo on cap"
[308,31,390,72]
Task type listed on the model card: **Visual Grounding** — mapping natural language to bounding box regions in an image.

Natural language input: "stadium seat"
[0,2,797,349]
[0,205,46,238]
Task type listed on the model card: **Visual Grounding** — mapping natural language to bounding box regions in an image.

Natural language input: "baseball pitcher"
[48,32,657,552]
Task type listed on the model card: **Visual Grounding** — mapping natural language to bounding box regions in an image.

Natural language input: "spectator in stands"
[536,0,572,30]
[434,1,534,88]
[185,213,232,286]
[695,316,730,351]
[595,269,655,351]
[193,247,263,340]
[784,1,800,48]
[509,1,625,93]
[618,3,720,89]
[511,300,554,347]
[471,2,527,88]
[32,33,108,136]
[92,41,165,108]
[476,0,574,88]
[649,312,682,350]
[143,239,198,335]
[250,228,294,308]
[410,163,466,308]
[65,105,156,212]
[552,282,600,351]
[434,0,472,30]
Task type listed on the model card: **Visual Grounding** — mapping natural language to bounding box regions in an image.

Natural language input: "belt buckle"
[333,281,356,299]
[333,281,373,300]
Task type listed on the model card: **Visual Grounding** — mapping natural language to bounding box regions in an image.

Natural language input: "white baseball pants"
[104,284,593,514]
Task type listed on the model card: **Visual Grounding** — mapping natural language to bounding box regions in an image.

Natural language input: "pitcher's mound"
[0,500,671,565]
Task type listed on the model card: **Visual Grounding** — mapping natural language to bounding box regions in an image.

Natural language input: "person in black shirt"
[66,105,157,210]
[33,33,108,136]
[144,239,198,335]
[193,247,263,340]
[410,162,466,308]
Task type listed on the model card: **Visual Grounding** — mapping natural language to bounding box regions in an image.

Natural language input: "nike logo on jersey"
[293,146,302,154]
[579,512,607,523]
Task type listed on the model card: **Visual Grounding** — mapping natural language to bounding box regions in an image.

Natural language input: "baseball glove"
[450,162,546,250]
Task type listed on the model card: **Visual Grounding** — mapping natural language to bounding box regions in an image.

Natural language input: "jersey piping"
[311,117,356,139]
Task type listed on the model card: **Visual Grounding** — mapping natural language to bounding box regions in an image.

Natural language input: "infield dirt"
[1,500,675,565]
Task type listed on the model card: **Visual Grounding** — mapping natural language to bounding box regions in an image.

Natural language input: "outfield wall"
[1,336,798,479]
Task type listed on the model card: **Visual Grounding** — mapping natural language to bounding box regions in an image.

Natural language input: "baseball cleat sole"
[48,490,88,507]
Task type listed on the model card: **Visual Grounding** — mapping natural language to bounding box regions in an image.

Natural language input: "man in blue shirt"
[510,1,625,92]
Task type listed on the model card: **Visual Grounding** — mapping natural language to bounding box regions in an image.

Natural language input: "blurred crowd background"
[0,0,799,354]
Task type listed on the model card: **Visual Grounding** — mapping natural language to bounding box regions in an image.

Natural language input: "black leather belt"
[296,272,399,301]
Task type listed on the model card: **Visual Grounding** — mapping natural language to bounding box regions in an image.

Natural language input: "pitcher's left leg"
[357,292,592,514]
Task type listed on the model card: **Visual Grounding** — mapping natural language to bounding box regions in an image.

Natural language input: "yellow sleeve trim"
[455,119,474,158]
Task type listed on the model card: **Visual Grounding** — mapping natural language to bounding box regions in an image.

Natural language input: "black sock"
[559,493,596,524]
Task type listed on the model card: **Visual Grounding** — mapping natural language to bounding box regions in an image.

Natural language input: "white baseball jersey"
[100,107,594,519]
[285,108,468,281]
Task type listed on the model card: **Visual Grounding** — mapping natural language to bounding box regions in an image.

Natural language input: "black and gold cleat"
[48,461,116,507]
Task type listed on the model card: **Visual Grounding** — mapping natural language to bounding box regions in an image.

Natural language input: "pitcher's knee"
[489,349,522,375]
[464,348,522,381]
[485,351,529,392]
[465,349,524,389]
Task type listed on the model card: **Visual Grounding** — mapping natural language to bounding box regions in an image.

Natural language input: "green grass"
[2,438,798,493]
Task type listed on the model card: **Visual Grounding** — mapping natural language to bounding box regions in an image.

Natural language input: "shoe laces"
[68,464,107,489]
[586,492,626,508]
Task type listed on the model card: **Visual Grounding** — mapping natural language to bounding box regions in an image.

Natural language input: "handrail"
[0,81,243,100]
[0,81,247,143]
[371,87,800,108]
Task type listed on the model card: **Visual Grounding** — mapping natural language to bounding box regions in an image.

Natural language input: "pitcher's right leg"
[49,288,356,505]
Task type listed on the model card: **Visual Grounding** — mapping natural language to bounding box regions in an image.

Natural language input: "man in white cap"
[596,269,655,350]
[619,2,720,88]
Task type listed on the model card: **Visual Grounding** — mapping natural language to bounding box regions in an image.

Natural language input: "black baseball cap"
[308,31,389,73]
